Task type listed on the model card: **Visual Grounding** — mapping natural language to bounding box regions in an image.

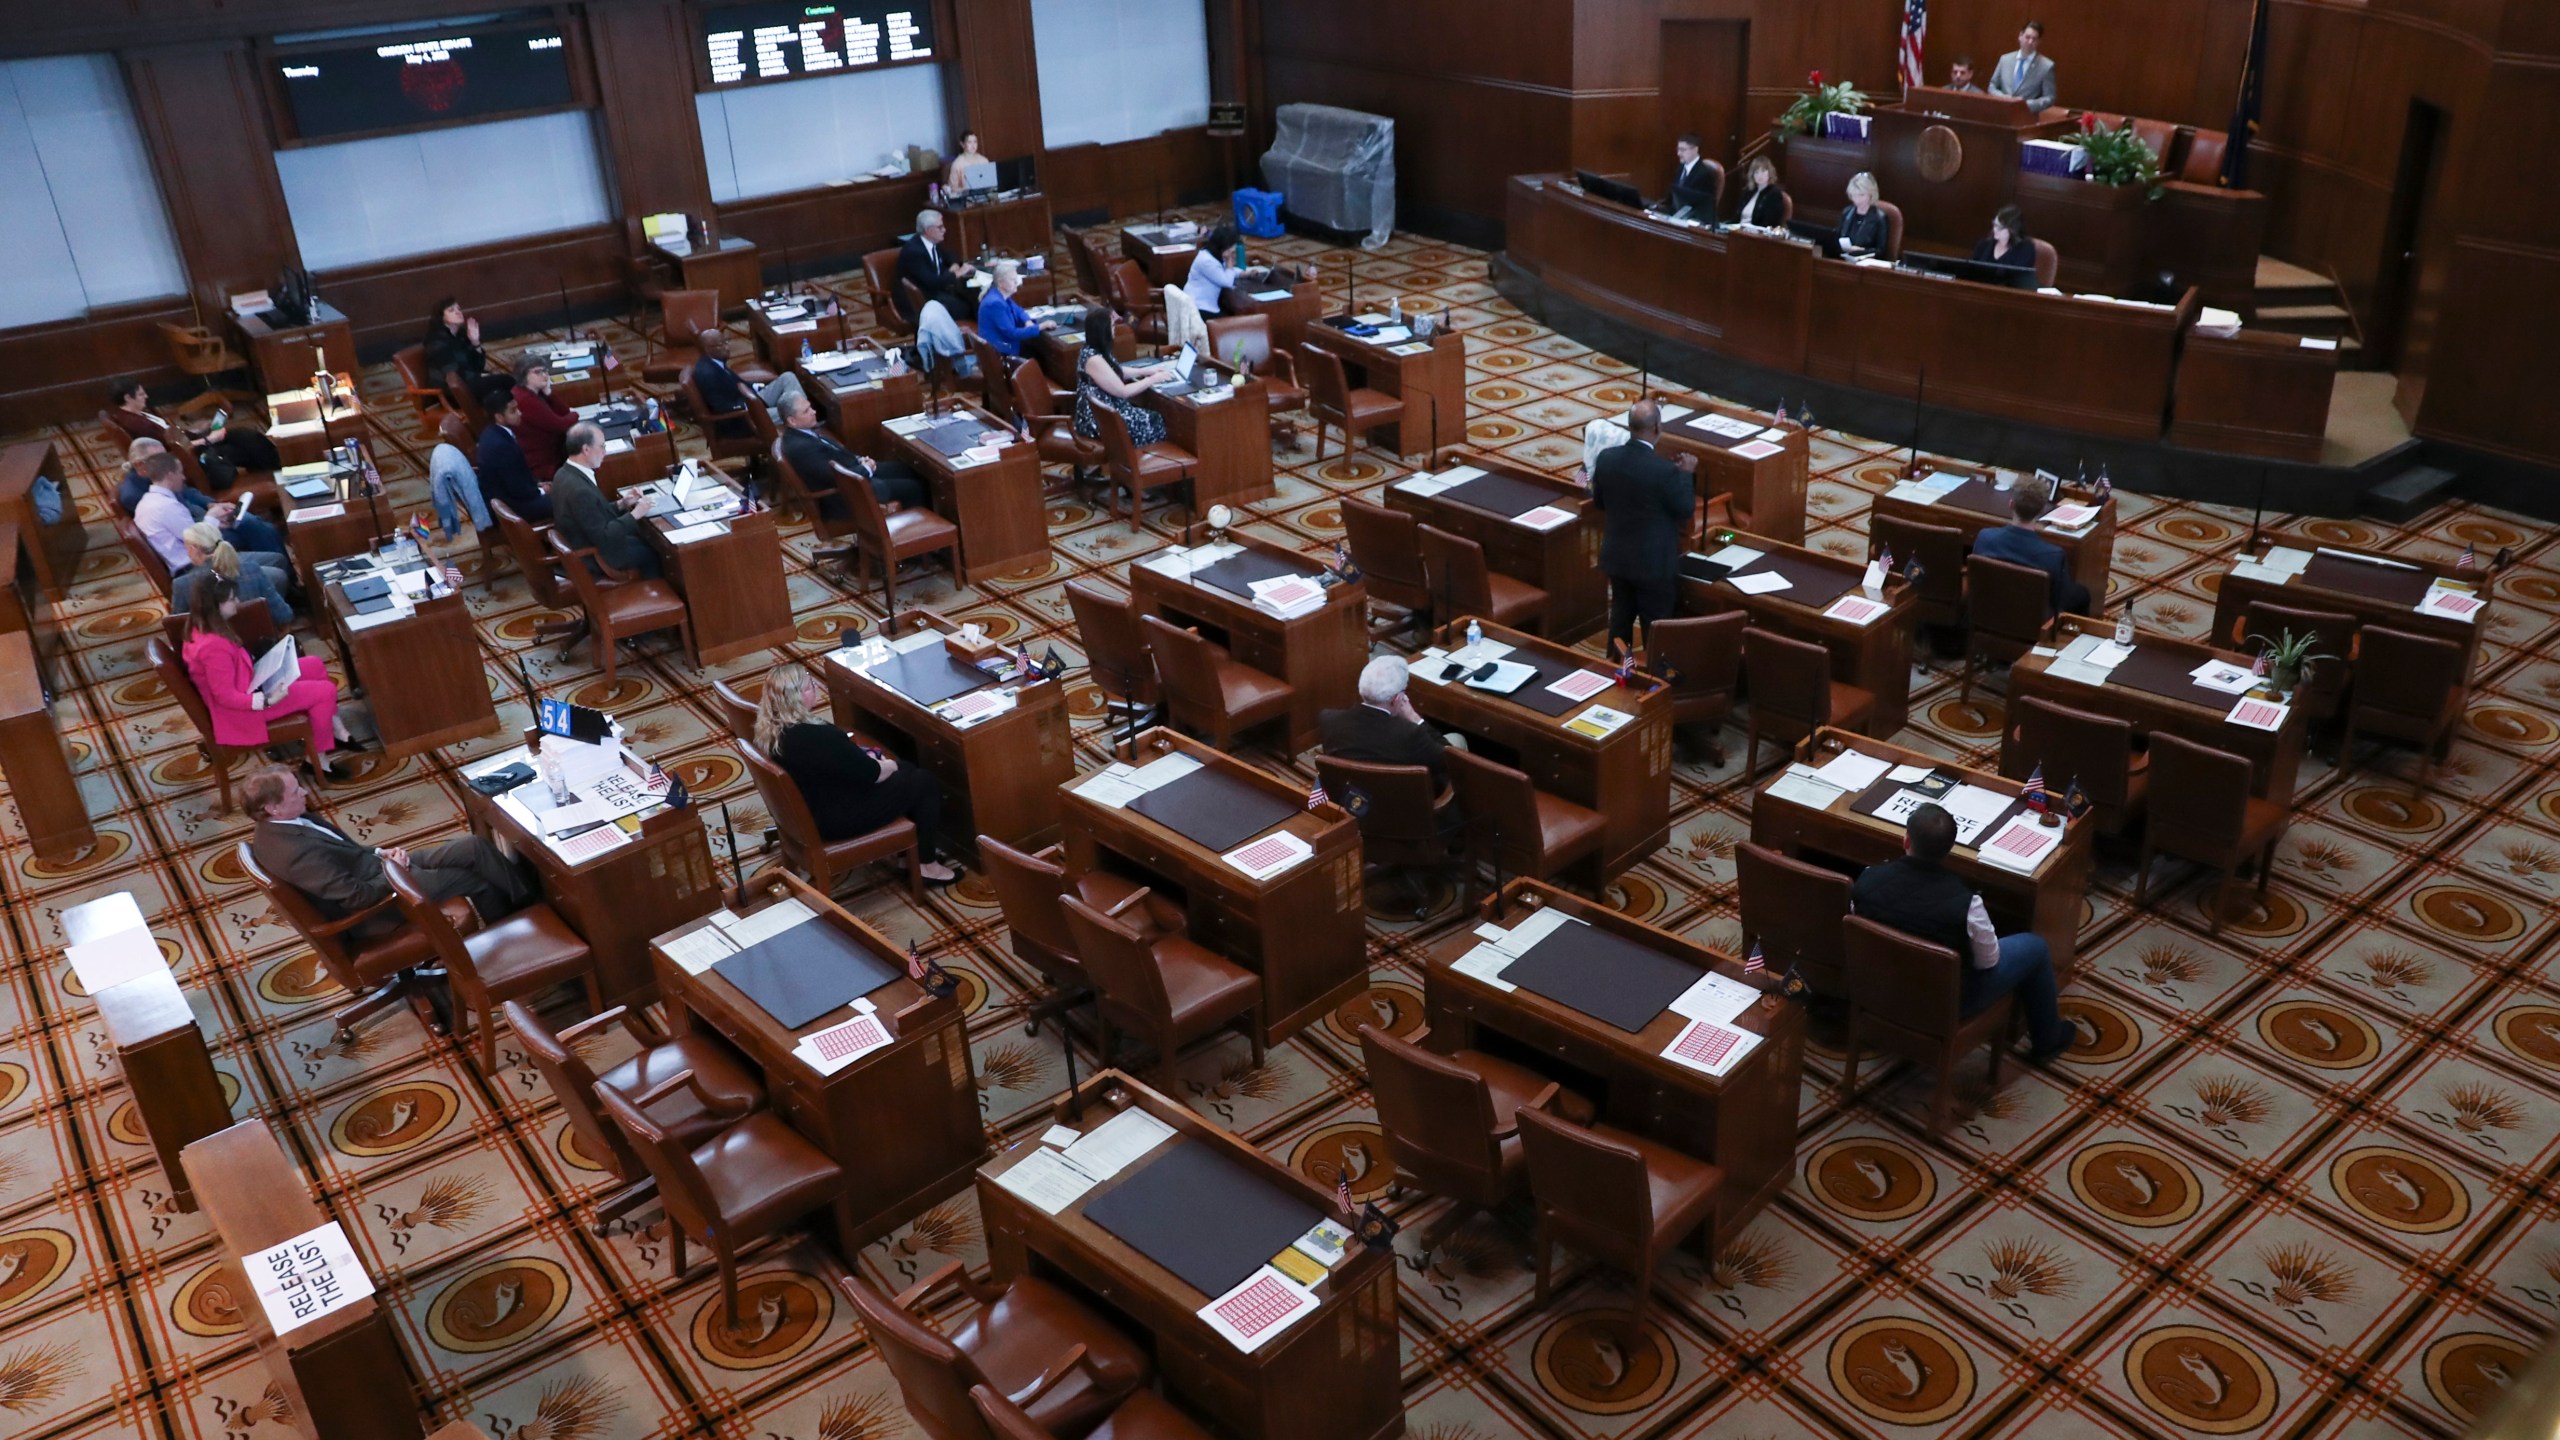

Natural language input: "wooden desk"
[2207,537,2491,683]
[1302,324,1467,457]
[1121,223,1201,286]
[1872,465,2116,603]
[652,873,984,1247]
[232,300,356,395]
[1422,880,1803,1253]
[1403,619,1673,882]
[820,610,1076,853]
[2171,330,2337,463]
[95,969,230,1211]
[1382,452,1604,641]
[595,426,679,497]
[880,405,1048,583]
[0,440,81,600]
[462,748,723,1008]
[951,191,1054,259]
[1028,318,1139,390]
[1060,729,1365,1045]
[1149,367,1274,509]
[262,377,366,469]
[795,353,925,453]
[745,293,851,367]
[637,466,793,667]
[1650,402,1811,544]
[2008,616,2306,803]
[0,631,91,863]
[322,584,496,759]
[0,522,59,696]
[652,233,762,313]
[1126,531,1366,755]
[1676,529,1917,736]
[1228,276,1322,352]
[979,1072,1401,1440]
[284,486,381,601]
[182,1119,421,1440]
[1751,727,2094,976]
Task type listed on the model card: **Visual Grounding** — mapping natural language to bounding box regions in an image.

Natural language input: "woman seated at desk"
[756,666,959,885]
[1839,172,1890,258]
[422,297,489,394]
[1734,156,1789,228]
[1071,306,1171,446]
[1182,222,1246,317]
[104,376,282,495]
[944,129,990,193]
[183,575,356,774]
[1973,205,2038,272]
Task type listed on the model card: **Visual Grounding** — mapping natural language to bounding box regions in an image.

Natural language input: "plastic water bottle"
[2114,610,2134,646]
[1390,294,1404,326]
[800,337,813,362]
[536,742,569,804]
[1465,618,1482,652]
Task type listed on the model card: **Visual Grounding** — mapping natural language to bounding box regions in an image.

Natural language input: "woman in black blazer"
[1839,172,1891,258]
[755,666,958,884]
[1973,205,2038,271]
[1734,156,1788,227]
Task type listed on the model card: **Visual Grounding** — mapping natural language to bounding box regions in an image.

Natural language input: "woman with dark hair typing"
[1974,205,2037,272]
[755,665,957,884]
[1071,306,1170,445]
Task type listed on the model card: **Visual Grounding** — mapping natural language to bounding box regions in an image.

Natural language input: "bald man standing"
[1590,400,1699,650]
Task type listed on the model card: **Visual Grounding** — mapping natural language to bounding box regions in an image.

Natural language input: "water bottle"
[800,337,814,362]
[2113,610,2134,646]
[536,741,569,804]
[1390,294,1404,326]
[1465,618,1483,652]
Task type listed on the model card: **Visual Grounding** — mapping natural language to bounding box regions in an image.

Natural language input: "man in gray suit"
[550,422,662,580]
[245,767,535,943]
[1989,21,2056,111]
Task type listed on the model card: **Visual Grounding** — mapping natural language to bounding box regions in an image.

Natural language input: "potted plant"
[2245,627,2335,700]
[2073,113,2165,198]
[1778,70,1869,137]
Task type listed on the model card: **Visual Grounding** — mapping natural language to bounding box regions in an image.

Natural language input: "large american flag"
[1900,0,1928,91]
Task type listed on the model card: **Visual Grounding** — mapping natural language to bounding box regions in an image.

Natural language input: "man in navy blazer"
[1972,487,2089,615]
[1591,400,1699,649]
[474,395,550,522]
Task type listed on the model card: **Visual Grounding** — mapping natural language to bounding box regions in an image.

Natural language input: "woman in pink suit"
[182,576,354,774]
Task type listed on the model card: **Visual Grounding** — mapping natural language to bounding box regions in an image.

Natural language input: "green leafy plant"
[2246,627,2335,693]
[2074,114,2165,198]
[1778,70,1870,137]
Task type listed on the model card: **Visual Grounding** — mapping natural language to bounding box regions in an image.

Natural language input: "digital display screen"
[699,2,936,88]
[278,25,576,140]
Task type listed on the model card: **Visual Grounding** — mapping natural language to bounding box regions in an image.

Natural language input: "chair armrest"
[1005,1344,1094,1408]
[1101,885,1156,920]
[1032,844,1066,863]
[891,1254,1004,1309]
[1489,1081,1563,1137]
[555,1006,632,1045]
[303,894,406,938]
[1269,349,1299,387]
[625,1065,755,1123]
[585,548,644,585]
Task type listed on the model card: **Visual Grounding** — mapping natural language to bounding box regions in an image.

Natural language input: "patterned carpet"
[1,215,2555,1440]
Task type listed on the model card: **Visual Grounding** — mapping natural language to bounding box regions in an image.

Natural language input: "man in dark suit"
[244,766,534,944]
[897,208,976,317]
[475,395,550,521]
[1851,801,2069,1061]
[1660,133,1717,211]
[1320,656,1450,785]
[690,331,806,441]
[550,423,660,579]
[779,392,929,511]
[1972,486,2090,616]
[1591,400,1699,649]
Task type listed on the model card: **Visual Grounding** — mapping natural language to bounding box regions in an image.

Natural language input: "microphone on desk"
[557,275,574,340]
[1639,333,1652,403]
[717,800,747,907]
[1906,365,1928,478]
[516,658,542,711]
[2246,461,2269,551]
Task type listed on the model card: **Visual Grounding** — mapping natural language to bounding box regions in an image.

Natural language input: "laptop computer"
[1152,343,1204,398]
[955,158,997,194]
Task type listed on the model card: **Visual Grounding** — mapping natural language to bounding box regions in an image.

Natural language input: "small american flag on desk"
[2023,763,2050,816]
[1336,1170,1354,1216]
[1877,543,1895,573]
[1743,942,1765,977]
[2251,647,2270,677]
[2458,543,2478,572]
[1307,779,1328,810]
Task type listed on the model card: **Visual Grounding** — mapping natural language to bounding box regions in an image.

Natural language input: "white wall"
[1030,0,1211,149]
[697,63,948,202]
[275,109,615,271]
[0,55,188,329]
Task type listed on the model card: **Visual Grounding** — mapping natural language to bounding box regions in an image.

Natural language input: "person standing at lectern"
[1989,21,2056,111]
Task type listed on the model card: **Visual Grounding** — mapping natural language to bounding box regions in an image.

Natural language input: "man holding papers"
[1849,802,2071,1061]
[1591,400,1699,648]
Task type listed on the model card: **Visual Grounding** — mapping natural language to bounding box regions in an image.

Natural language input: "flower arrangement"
[2074,113,2165,198]
[1777,70,1870,136]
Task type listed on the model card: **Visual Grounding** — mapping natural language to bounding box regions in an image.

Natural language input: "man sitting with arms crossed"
[1850,801,2071,1062]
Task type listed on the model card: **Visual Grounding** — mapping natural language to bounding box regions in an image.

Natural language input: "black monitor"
[1575,170,1645,210]
[1906,252,2041,291]
[1667,183,1717,220]
[995,154,1037,193]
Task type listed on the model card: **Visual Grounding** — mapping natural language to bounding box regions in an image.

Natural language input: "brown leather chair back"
[1735,841,1852,994]
[841,1274,986,1440]
[2031,239,2059,288]
[491,501,572,608]
[979,835,1079,967]
[709,678,760,737]
[2180,129,2228,185]
[1011,358,1067,422]
[1680,158,1726,211]
[118,515,174,595]
[1301,345,1353,422]
[2129,117,2178,163]
[147,634,219,743]
[547,532,621,619]
[2145,733,2252,860]
[1870,513,1966,623]
[504,999,636,1181]
[1416,524,1495,618]
[1742,626,1834,732]
[592,1081,728,1285]
[239,840,376,992]
[1515,1106,1654,1265]
[1876,200,1906,260]
[1204,313,1275,372]
[1646,611,1745,726]
[2009,694,2138,808]
[1060,895,1173,1032]
[1445,748,1543,863]
[1065,578,1156,706]
[1107,260,1154,322]
[392,344,440,401]
[968,332,1015,421]
[1842,915,1964,1040]
[1314,756,1442,863]
[735,735,835,879]
[1092,399,1143,483]
[1361,1026,1507,1203]
[862,248,909,327]
[1066,229,1110,300]
[2239,601,2354,683]
[1967,553,2053,645]
[680,365,740,429]
[2352,625,2463,729]
[1340,497,1428,612]
[1139,614,1227,734]
[660,289,720,348]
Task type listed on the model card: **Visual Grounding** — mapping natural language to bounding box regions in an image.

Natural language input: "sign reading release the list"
[249,1222,374,1334]
[700,2,937,87]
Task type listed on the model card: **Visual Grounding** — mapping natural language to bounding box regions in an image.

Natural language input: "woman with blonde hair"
[171,521,291,626]
[1735,154,1788,227]
[1840,172,1890,259]
[754,665,957,884]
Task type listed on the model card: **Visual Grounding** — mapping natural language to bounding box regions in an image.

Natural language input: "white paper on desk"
[1040,1125,1082,1149]
[1872,788,1934,826]
[1564,704,1634,738]
[992,1148,1102,1215]
[2054,633,2104,666]
[2189,659,2259,694]
[660,926,738,976]
[1408,647,1453,683]
[2262,546,2314,576]
[2086,641,2134,671]
[2417,584,2485,623]
[1763,772,1847,809]
[68,922,168,994]
[773,318,820,334]
[553,824,631,862]
[248,1221,374,1336]
[1887,763,1934,782]
[938,688,1016,728]
[1732,440,1785,461]
[1472,922,1509,944]
[1757,426,1788,442]
[673,503,737,527]
[1450,943,1518,991]
[1495,905,1578,955]
[549,735,625,791]
[1393,471,1458,497]
[1352,312,1391,325]
[1249,288,1294,302]
[1919,471,1972,494]
[1444,637,1516,667]
[1072,764,1147,808]
[803,350,857,373]
[1697,413,1760,440]
[1655,403,1694,423]
[793,1012,894,1075]
[1977,815,2063,873]
[1224,828,1314,881]
[2029,646,2060,659]
[889,627,946,655]
[2042,503,2100,531]
[1811,750,1892,790]
[1661,1018,1760,1078]
[1939,784,2014,845]
[2300,336,2338,350]
[2045,657,2111,686]
[292,501,347,521]
[603,438,634,456]
[1544,669,1614,703]
[1201,1266,1318,1353]
[1370,325,1413,344]
[1464,659,1537,694]
[1825,594,1890,626]
[1702,542,1763,569]
[1129,752,1203,793]
[662,519,728,546]
[1059,1107,1175,1180]
[1668,970,1758,1025]
[718,898,816,948]
[537,796,613,836]
[1513,505,1575,531]
[885,414,932,436]
[2227,695,2291,732]
[2228,560,2290,586]
[1885,481,1942,504]
[1729,570,1792,595]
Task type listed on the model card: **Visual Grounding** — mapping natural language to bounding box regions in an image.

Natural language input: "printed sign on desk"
[249,1221,373,1335]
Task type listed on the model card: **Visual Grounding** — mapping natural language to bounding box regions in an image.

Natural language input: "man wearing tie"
[550,423,660,580]
[897,209,976,320]
[1989,20,2056,111]
[1590,400,1700,650]
[778,393,929,514]
[1664,133,1717,210]
[244,766,535,944]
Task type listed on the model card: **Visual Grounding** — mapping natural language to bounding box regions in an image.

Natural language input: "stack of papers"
[991,1149,1102,1214]
[1693,413,1761,440]
[1764,766,1847,810]
[1249,575,1327,619]
[1938,784,2015,846]
[793,1011,894,1075]
[2043,502,2101,531]
[1201,1267,1319,1353]
[717,897,816,947]
[1810,749,1892,790]
[1462,660,1536,694]
[1545,669,1614,703]
[1224,828,1314,880]
[1669,970,1759,1025]
[1977,815,2063,873]
[1730,571,1792,595]
[1513,505,1575,531]
[937,689,1017,728]
[2189,659,2259,695]
[666,521,729,544]
[660,925,738,976]
[2418,580,2483,623]
[1393,465,1482,497]
[554,825,631,862]
[1731,440,1785,461]
[992,1108,1178,1216]
[1825,594,1890,625]
[1564,705,1634,739]
[1072,752,1203,808]
[1662,1018,1760,1078]
[1449,943,1518,991]
[2227,695,2291,731]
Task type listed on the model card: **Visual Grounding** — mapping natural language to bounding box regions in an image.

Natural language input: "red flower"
[2079,111,2097,132]
[1810,70,1824,87]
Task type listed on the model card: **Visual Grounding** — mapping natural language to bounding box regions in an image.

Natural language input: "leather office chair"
[1516,1106,1721,1336]
[446,374,495,443]
[645,289,721,381]
[1875,200,1907,261]
[843,464,959,614]
[1734,841,1852,998]
[2031,239,2059,288]
[2179,129,2229,186]
[733,735,924,901]
[980,836,1184,1020]
[1675,158,1725,212]
[1742,627,1873,774]
[504,999,763,1233]
[2127,117,2179,164]
[1066,229,1114,304]
[863,248,913,331]
[2238,600,2355,729]
[1646,611,1746,764]
[156,322,252,412]
[2135,734,2291,933]
[966,332,1016,423]
[1066,578,1158,729]
[392,345,451,439]
[1417,524,1545,633]
[1870,513,1967,636]
[764,438,859,547]
[148,635,317,812]
[1316,756,1457,917]
[971,1383,1212,1440]
[490,500,587,654]
[1960,554,2055,702]
[1107,261,1169,348]
[1009,359,1104,492]
[1204,314,1307,445]
[1301,346,1401,461]
[596,1074,851,1329]
[547,532,694,687]
[383,856,597,1075]
[1840,915,2014,1135]
[240,841,469,1044]
[1444,748,1606,900]
[1362,1024,1582,1250]
[1060,893,1262,1089]
[2007,694,2148,838]
[1092,402,1196,531]
[679,367,764,475]
[2342,625,2465,784]
[844,1264,1154,1440]
[1139,613,1295,753]
[1339,496,1431,638]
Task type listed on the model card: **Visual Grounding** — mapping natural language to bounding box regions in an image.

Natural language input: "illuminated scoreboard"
[275,21,576,140]
[701,2,937,87]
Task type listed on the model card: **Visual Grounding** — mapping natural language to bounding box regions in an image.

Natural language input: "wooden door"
[1659,21,1750,176]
